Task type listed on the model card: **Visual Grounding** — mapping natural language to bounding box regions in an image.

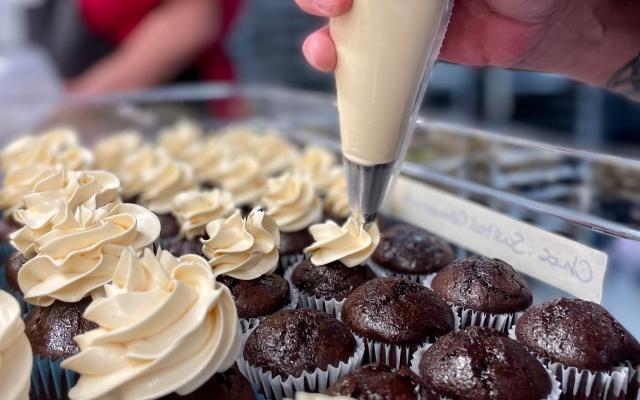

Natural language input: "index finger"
[294,0,352,17]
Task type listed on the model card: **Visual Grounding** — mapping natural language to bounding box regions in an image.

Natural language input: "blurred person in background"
[27,0,242,95]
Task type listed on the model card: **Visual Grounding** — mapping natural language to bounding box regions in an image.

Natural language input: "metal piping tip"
[344,158,397,230]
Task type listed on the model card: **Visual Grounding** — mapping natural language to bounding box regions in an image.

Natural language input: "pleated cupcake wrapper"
[628,365,639,400]
[236,328,365,400]
[509,326,632,399]
[31,355,77,400]
[0,244,15,290]
[278,253,304,272]
[239,283,300,333]
[349,312,461,370]
[368,261,436,285]
[283,267,345,318]
[410,342,562,400]
[452,303,523,333]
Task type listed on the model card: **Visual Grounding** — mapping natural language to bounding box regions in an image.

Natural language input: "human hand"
[296,0,640,90]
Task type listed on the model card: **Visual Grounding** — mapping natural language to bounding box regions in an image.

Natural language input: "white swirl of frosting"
[139,156,197,214]
[304,216,380,267]
[254,132,299,175]
[116,145,162,200]
[171,190,235,240]
[202,208,279,280]
[324,167,350,220]
[158,120,203,161]
[187,136,228,184]
[0,291,32,400]
[62,247,241,400]
[93,131,144,171]
[17,202,160,306]
[216,126,261,155]
[262,173,322,232]
[11,168,122,257]
[0,164,57,215]
[216,155,266,206]
[292,146,338,192]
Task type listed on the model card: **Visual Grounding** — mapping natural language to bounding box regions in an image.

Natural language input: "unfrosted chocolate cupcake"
[431,255,532,332]
[157,213,180,239]
[218,274,290,320]
[515,298,640,371]
[291,259,375,301]
[372,224,453,281]
[418,327,553,400]
[243,309,357,378]
[161,366,256,400]
[25,298,98,360]
[325,363,438,400]
[166,236,205,257]
[342,277,454,367]
[280,230,314,260]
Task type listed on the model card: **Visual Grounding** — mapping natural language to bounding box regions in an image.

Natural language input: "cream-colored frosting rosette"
[171,189,235,240]
[0,164,57,215]
[216,155,266,206]
[216,125,262,155]
[11,168,122,258]
[187,136,229,184]
[304,216,380,267]
[292,146,338,193]
[324,167,350,220]
[157,119,203,161]
[17,201,160,306]
[254,132,299,175]
[92,131,143,171]
[203,208,280,280]
[115,145,162,200]
[262,172,322,233]
[138,156,197,214]
[62,247,241,400]
[0,291,32,400]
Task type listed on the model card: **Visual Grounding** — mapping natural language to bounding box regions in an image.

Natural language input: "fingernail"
[311,0,334,13]
[302,38,315,64]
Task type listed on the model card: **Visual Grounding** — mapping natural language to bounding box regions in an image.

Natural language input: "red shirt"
[78,0,243,82]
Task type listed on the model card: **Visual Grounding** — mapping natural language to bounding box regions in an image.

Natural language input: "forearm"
[525,0,639,96]
[69,0,221,94]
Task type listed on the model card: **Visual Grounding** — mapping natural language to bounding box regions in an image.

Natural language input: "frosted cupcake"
[288,216,378,317]
[292,145,338,194]
[0,290,32,400]
[165,189,235,255]
[203,208,297,331]
[92,130,143,172]
[261,173,323,269]
[62,247,254,400]
[216,155,267,211]
[157,119,204,161]
[253,131,299,176]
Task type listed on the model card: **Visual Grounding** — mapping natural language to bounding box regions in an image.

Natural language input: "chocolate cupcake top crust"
[291,259,375,301]
[280,229,315,256]
[431,255,532,314]
[219,274,290,319]
[419,327,551,400]
[515,298,640,371]
[342,277,455,345]
[243,309,356,378]
[325,363,438,400]
[372,224,454,274]
[161,366,256,400]
[25,298,97,360]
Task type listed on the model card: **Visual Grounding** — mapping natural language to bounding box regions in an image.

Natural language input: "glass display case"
[32,83,640,338]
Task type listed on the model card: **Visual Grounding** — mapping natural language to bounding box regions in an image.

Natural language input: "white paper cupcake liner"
[452,304,523,333]
[31,355,77,400]
[284,267,345,318]
[411,342,562,400]
[368,261,436,285]
[628,365,639,400]
[239,282,300,332]
[350,312,460,369]
[237,328,365,400]
[279,253,304,272]
[509,326,632,399]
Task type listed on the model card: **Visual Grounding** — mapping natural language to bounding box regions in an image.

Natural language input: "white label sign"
[385,177,608,303]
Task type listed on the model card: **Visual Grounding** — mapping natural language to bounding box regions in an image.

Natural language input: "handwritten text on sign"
[385,177,607,302]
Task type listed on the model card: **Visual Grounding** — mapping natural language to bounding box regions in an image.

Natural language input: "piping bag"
[330,0,454,227]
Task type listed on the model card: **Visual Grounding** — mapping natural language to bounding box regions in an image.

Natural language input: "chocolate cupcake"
[203,209,297,330]
[164,189,235,256]
[371,223,453,282]
[288,216,379,316]
[161,366,256,400]
[431,255,532,332]
[325,363,438,400]
[239,308,363,399]
[515,298,640,399]
[416,327,558,400]
[341,277,455,368]
[63,248,246,400]
[261,173,323,269]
